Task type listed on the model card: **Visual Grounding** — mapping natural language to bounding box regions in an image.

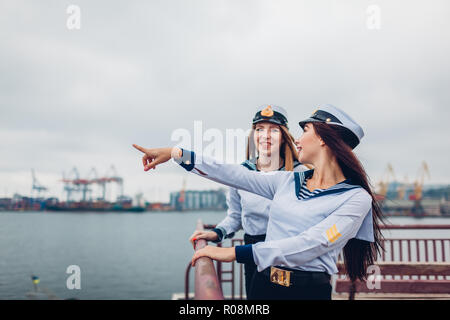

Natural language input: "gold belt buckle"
[270,266,291,287]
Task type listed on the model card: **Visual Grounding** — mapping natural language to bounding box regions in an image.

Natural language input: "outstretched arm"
[132,145,291,200]
[173,148,291,200]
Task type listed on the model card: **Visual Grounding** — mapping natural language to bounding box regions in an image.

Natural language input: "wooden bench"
[333,262,450,300]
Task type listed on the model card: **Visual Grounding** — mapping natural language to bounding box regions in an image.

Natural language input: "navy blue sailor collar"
[294,169,361,200]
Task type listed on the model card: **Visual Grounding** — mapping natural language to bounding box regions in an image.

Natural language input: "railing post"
[185,262,192,300]
[193,219,224,300]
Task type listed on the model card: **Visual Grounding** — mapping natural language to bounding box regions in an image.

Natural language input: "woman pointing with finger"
[133,104,385,300]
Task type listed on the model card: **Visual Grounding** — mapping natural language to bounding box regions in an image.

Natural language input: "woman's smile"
[260,141,272,148]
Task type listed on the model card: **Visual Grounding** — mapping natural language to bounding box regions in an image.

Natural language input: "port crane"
[376,163,396,201]
[61,167,81,202]
[396,175,409,200]
[82,167,98,202]
[409,161,430,216]
[31,169,48,198]
[410,161,430,201]
[61,165,123,202]
[106,165,124,199]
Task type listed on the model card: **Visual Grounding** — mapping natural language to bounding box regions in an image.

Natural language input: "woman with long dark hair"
[188,105,307,299]
[132,104,385,300]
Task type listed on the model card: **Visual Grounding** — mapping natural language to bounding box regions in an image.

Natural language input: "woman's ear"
[318,137,326,146]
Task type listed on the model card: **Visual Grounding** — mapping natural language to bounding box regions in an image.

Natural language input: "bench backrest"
[335,262,450,295]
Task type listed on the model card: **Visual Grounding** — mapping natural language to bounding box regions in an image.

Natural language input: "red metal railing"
[379,239,449,262]
[337,225,450,281]
[380,224,450,229]
[335,262,450,297]
[185,220,224,300]
[185,224,450,299]
[215,239,245,300]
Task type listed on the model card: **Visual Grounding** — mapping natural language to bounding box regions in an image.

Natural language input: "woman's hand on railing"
[191,246,236,267]
[132,144,181,171]
[189,231,219,248]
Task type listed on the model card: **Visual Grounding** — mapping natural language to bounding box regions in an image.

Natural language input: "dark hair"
[312,122,386,281]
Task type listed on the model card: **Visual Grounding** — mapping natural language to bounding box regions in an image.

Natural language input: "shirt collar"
[295,169,360,199]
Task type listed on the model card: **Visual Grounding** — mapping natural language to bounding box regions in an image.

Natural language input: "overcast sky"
[1,0,449,202]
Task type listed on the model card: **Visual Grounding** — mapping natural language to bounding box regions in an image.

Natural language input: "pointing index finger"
[132,144,146,153]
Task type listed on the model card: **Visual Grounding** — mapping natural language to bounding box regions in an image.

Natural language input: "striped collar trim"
[294,170,360,200]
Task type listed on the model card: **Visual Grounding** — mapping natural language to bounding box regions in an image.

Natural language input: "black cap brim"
[298,118,360,149]
[298,118,322,129]
[254,118,286,126]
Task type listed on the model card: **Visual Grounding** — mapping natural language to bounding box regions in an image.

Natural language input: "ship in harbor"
[45,196,146,212]
[0,168,228,213]
[0,167,162,212]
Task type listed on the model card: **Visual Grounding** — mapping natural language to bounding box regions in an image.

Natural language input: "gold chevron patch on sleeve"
[326,224,342,243]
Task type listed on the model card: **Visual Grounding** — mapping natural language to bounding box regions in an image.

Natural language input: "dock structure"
[179,223,450,300]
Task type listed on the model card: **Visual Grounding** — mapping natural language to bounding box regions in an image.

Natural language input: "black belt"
[262,266,330,287]
[244,233,266,245]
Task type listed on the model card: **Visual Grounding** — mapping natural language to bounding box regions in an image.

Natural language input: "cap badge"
[261,105,274,117]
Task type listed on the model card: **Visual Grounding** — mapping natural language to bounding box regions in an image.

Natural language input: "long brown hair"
[246,124,299,171]
[312,122,386,281]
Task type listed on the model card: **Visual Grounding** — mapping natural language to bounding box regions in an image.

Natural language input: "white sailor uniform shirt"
[174,149,374,275]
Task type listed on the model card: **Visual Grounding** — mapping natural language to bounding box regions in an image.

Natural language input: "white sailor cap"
[298,104,364,149]
[253,104,289,128]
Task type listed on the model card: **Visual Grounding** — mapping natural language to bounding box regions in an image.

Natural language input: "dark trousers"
[243,233,266,300]
[248,269,332,300]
